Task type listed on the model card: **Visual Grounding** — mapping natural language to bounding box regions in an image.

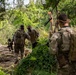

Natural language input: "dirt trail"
[0,44,15,73]
[0,44,32,74]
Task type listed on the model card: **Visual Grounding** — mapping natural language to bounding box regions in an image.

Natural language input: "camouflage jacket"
[27,29,39,43]
[49,26,73,55]
[12,29,30,45]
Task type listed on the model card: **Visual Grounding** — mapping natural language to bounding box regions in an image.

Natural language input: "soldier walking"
[12,25,30,63]
[49,13,73,75]
[7,38,13,52]
[27,25,39,48]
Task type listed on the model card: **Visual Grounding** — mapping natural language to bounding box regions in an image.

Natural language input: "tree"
[0,0,5,20]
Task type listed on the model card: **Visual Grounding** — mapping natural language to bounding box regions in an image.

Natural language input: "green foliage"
[0,0,5,20]
[45,0,76,26]
[11,10,33,27]
[45,0,61,9]
[0,1,76,75]
[0,67,8,75]
[14,39,57,75]
[0,20,15,44]
[31,70,56,75]
[0,3,49,44]
[8,3,49,28]
[58,0,76,25]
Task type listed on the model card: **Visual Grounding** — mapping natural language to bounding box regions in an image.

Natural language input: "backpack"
[69,29,76,61]
[58,28,76,61]
[51,28,76,68]
[57,29,70,67]
[14,30,25,45]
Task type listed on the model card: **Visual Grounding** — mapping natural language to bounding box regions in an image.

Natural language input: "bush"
[32,70,56,75]
[0,67,8,75]
[14,39,57,75]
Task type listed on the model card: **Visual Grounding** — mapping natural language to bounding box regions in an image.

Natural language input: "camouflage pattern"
[14,44,24,54]
[13,29,30,45]
[27,29,39,44]
[13,29,30,59]
[49,27,72,75]
[14,29,25,45]
[69,30,76,61]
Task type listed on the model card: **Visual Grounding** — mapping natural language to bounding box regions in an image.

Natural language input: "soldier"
[49,13,72,75]
[27,25,39,48]
[12,25,30,63]
[7,38,13,52]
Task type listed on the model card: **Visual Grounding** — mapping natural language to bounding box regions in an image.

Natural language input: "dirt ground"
[0,44,32,74]
[0,45,15,73]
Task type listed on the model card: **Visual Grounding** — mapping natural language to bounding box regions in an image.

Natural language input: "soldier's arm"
[49,33,59,55]
[25,32,30,40]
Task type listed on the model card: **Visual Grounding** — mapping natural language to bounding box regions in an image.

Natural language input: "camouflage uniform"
[49,26,72,75]
[13,29,30,59]
[7,38,13,51]
[27,29,39,48]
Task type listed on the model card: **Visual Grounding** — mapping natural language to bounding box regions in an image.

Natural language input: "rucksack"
[14,29,25,45]
[57,29,70,67]
[50,28,76,67]
[69,29,76,61]
[58,28,76,61]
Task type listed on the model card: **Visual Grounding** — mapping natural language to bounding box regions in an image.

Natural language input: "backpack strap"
[57,31,63,52]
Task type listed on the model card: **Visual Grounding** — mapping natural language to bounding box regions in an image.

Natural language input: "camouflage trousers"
[14,44,24,59]
[57,64,71,75]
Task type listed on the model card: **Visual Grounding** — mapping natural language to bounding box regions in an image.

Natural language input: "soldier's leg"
[10,44,13,53]
[11,44,13,50]
[7,43,11,51]
[14,44,19,64]
[20,45,24,59]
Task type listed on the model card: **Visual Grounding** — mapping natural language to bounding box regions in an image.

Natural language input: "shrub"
[0,67,8,75]
[14,39,57,75]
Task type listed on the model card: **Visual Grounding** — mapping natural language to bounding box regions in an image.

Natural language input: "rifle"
[44,18,52,26]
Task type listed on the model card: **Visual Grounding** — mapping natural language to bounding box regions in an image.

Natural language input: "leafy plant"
[31,70,56,75]
[14,39,57,75]
[0,67,8,75]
